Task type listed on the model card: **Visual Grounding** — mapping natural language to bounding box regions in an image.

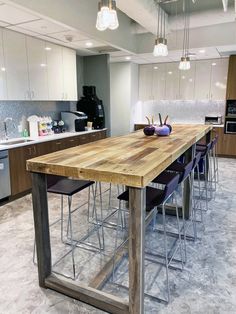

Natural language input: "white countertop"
[0,129,107,151]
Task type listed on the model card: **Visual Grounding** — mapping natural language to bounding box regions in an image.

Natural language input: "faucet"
[4,118,16,140]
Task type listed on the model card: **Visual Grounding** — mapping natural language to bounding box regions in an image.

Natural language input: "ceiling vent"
[219,50,236,57]
[87,46,120,53]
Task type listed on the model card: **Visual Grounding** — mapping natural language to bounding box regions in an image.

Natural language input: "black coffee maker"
[77,86,105,129]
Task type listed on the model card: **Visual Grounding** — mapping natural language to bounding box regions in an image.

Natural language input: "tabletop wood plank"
[26,124,212,188]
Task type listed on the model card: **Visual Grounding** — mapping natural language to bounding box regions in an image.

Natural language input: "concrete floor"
[0,158,236,313]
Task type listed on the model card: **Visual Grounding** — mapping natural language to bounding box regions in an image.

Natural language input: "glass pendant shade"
[179,57,191,71]
[153,38,168,57]
[109,11,119,29]
[96,0,119,31]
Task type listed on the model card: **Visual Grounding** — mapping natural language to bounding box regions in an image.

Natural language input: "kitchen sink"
[0,139,34,145]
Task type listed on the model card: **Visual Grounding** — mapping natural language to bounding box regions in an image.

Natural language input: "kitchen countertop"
[135,122,225,128]
[0,129,107,151]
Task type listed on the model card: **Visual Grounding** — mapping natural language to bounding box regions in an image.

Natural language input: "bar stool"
[113,172,182,303]
[33,175,103,280]
[196,141,213,207]
[154,159,196,252]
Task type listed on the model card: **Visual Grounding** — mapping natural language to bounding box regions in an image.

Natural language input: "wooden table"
[27,124,212,314]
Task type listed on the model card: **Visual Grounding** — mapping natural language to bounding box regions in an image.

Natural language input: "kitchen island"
[27,124,212,314]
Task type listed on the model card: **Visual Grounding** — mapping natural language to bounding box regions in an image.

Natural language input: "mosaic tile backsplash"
[134,100,226,124]
[0,101,74,139]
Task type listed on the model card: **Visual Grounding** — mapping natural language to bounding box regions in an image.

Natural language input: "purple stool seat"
[160,159,194,184]
[117,173,179,211]
[47,175,94,196]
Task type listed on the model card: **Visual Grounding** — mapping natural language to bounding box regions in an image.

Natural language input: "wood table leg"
[129,187,146,314]
[31,172,51,287]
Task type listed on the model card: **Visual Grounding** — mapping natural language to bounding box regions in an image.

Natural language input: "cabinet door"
[62,47,77,101]
[210,59,228,101]
[46,43,64,101]
[3,29,29,100]
[152,64,166,100]
[26,37,49,100]
[0,28,7,100]
[9,144,37,195]
[139,64,153,101]
[227,56,236,100]
[165,63,180,100]
[179,61,196,100]
[195,60,212,100]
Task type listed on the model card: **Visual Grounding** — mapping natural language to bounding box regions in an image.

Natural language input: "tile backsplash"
[134,100,226,124]
[0,101,74,139]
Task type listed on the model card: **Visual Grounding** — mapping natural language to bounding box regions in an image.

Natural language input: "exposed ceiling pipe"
[222,0,228,12]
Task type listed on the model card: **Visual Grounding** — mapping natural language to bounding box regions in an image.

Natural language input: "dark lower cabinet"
[9,130,107,196]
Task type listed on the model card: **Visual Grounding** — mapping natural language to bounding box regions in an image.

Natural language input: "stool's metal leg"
[204,156,209,211]
[68,196,76,280]
[112,200,122,281]
[61,195,64,242]
[174,193,184,270]
[197,164,204,223]
[162,203,170,303]
[181,182,187,263]
[98,182,105,249]
[91,184,102,251]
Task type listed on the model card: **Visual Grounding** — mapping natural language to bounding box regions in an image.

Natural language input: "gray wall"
[83,54,111,133]
[0,101,70,139]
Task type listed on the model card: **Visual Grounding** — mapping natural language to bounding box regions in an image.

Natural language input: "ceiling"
[161,0,235,15]
[0,0,235,64]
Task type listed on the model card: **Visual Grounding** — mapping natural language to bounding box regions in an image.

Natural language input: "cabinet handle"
[69,139,75,142]
[28,147,32,155]
[56,142,61,145]
[33,146,36,155]
[62,93,64,100]
[32,91,35,99]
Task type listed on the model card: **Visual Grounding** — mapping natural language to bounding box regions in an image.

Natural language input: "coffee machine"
[77,86,105,129]
[61,111,88,132]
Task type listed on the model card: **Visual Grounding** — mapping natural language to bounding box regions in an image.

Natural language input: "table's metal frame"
[31,131,211,314]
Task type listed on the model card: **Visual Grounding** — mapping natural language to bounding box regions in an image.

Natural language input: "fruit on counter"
[143,116,155,136]
[155,125,170,136]
[164,115,172,133]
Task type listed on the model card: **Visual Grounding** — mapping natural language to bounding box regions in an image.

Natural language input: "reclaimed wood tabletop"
[27,124,212,188]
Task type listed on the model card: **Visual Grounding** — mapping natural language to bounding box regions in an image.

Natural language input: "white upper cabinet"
[3,29,29,100]
[139,64,153,101]
[0,28,7,100]
[62,47,77,101]
[165,63,180,100]
[26,37,48,100]
[46,42,64,101]
[210,58,228,101]
[194,60,212,100]
[152,63,166,101]
[179,61,196,100]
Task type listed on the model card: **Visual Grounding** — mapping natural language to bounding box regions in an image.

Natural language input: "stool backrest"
[192,152,202,169]
[182,160,194,182]
[163,174,180,202]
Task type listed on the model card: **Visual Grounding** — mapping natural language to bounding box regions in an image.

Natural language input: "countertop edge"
[0,129,107,151]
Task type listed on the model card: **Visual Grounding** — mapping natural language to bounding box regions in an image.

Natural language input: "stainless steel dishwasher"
[0,150,11,200]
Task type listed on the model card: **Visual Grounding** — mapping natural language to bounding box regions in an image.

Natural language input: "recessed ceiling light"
[199,49,206,54]
[212,62,217,66]
[1,67,6,72]
[182,75,185,79]
[40,63,47,67]
[85,42,93,47]
[154,66,158,70]
[125,56,131,60]
[45,47,51,51]
[168,71,172,75]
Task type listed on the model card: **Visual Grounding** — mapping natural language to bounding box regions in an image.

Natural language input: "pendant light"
[96,0,119,31]
[179,0,191,71]
[153,2,168,57]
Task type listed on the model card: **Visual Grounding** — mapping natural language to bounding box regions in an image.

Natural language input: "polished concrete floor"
[0,158,236,313]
